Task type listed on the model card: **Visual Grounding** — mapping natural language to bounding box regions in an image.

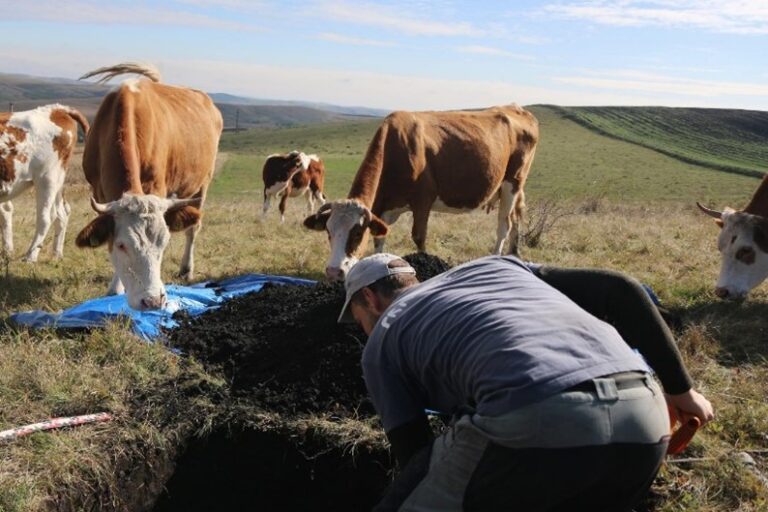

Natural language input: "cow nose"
[141,293,167,310]
[714,287,729,299]
[326,267,344,281]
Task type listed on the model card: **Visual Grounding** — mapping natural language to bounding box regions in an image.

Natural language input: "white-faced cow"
[75,63,223,310]
[303,105,539,280]
[262,151,326,222]
[0,104,89,261]
[698,175,768,299]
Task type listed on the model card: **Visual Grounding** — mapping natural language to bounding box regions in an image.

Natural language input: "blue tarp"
[9,274,316,341]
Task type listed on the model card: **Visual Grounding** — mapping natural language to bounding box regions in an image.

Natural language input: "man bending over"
[339,253,714,511]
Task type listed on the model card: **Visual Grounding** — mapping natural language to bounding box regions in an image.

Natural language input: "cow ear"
[303,211,330,231]
[75,215,114,248]
[165,206,202,232]
[753,219,768,253]
[369,213,389,237]
[715,219,723,228]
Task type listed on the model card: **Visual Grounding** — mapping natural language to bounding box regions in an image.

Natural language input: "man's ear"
[165,205,202,232]
[303,211,330,231]
[75,215,114,248]
[361,286,388,315]
[369,213,389,237]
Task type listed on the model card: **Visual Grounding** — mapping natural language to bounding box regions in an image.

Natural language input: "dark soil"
[403,252,452,282]
[169,281,372,416]
[166,252,453,417]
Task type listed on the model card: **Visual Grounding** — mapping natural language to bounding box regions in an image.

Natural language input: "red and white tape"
[0,412,112,443]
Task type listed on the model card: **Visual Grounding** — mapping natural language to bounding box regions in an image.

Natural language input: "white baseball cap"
[338,253,417,323]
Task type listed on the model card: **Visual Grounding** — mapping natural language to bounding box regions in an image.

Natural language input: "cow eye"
[117,242,127,252]
[731,235,737,244]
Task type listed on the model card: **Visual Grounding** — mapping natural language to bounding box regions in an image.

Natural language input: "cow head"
[698,202,768,300]
[76,193,201,310]
[303,199,388,281]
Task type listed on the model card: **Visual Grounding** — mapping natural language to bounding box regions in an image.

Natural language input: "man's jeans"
[379,373,670,512]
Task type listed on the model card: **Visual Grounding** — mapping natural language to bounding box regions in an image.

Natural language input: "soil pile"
[169,282,370,416]
[167,252,452,417]
[403,252,452,282]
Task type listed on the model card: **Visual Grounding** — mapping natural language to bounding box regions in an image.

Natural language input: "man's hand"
[666,389,715,426]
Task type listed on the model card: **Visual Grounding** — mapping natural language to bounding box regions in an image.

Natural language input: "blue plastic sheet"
[9,274,315,341]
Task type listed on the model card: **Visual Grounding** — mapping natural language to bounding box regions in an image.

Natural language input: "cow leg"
[51,192,71,259]
[23,176,60,262]
[108,273,125,295]
[411,207,431,253]
[306,190,315,213]
[278,190,289,223]
[315,190,327,206]
[374,210,404,252]
[0,201,13,255]
[493,181,516,255]
[507,189,526,256]
[179,222,201,281]
[262,191,272,218]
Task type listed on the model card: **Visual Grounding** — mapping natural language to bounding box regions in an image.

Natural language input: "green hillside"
[553,105,768,178]
[215,105,761,206]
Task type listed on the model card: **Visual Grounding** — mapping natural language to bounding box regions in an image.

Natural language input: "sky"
[1,0,768,111]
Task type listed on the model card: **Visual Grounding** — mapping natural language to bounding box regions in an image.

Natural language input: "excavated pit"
[153,425,392,511]
[154,254,451,510]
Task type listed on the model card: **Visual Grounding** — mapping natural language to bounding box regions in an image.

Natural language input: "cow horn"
[90,197,114,214]
[696,202,723,219]
[317,202,333,214]
[166,196,201,210]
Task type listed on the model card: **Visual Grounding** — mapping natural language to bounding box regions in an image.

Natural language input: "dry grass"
[2,131,768,510]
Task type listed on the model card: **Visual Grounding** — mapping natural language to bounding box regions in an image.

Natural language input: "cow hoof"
[52,252,64,260]
[177,269,193,281]
[22,255,38,263]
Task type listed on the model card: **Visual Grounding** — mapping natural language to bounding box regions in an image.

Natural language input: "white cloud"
[554,69,768,97]
[317,1,485,37]
[316,32,397,47]
[3,49,767,111]
[544,1,768,35]
[4,0,257,31]
[456,45,534,60]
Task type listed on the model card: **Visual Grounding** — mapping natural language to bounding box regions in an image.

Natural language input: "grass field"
[2,105,768,511]
[556,105,768,178]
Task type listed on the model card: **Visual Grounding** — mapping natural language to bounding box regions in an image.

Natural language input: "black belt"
[566,371,648,393]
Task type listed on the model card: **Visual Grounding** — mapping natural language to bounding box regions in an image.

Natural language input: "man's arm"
[534,266,693,393]
[386,415,434,468]
[534,266,714,425]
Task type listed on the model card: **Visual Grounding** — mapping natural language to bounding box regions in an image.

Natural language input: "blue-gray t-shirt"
[361,256,650,433]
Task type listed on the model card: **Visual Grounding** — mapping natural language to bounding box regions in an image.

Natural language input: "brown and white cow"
[0,104,89,261]
[75,63,223,310]
[698,174,768,299]
[303,105,539,280]
[262,151,326,222]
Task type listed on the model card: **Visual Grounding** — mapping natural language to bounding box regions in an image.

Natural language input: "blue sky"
[2,0,767,110]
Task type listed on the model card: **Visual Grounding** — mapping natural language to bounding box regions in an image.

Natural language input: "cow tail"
[79,62,162,84]
[348,122,389,205]
[65,108,90,137]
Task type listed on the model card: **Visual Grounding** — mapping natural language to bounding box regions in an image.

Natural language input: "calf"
[262,151,326,222]
[0,104,89,261]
